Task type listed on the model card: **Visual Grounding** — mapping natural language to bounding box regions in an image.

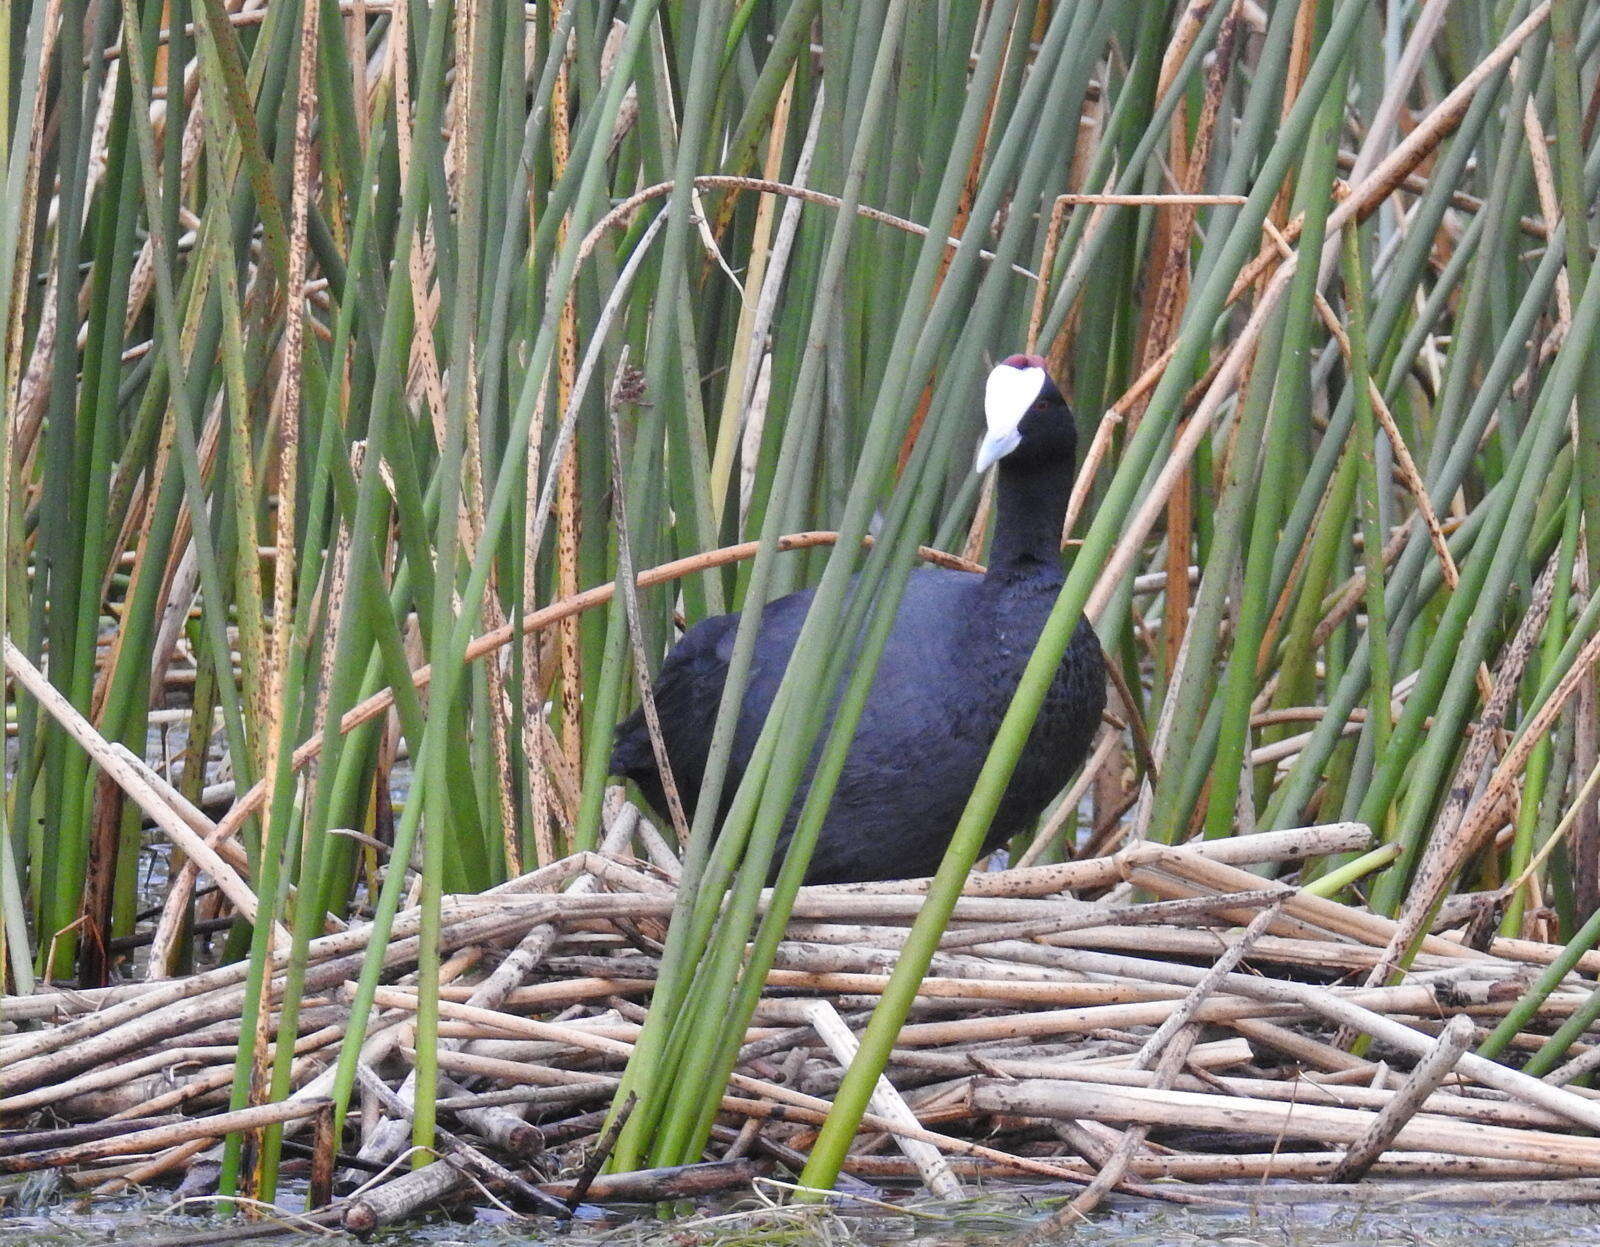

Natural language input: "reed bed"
[12,818,1600,1233]
[5,0,1600,1228]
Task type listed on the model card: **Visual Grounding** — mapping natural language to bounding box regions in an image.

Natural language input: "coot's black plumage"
[610,355,1106,884]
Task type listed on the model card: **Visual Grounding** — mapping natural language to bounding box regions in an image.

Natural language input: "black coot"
[610,355,1106,883]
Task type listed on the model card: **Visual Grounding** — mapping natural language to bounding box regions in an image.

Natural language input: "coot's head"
[974,354,1074,474]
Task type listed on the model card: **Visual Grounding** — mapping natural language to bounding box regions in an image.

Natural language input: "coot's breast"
[991,614,1106,844]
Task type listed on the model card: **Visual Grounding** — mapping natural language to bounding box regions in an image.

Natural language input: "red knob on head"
[999,352,1049,370]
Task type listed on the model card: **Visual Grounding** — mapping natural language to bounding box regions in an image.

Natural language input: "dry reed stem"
[1409,624,1600,957]
[1329,1013,1477,1183]
[818,822,1372,897]
[845,1150,1592,1182]
[973,1078,1600,1168]
[803,999,962,1199]
[0,1099,327,1173]
[1368,562,1560,989]
[898,1052,1570,1131]
[0,880,581,1088]
[2,640,280,944]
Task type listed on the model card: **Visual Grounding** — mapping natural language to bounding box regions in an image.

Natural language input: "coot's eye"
[1032,399,1049,411]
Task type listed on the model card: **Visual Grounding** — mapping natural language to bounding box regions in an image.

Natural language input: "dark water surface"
[5,1192,1600,1247]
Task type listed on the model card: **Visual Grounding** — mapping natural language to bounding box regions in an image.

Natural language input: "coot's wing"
[782,570,988,882]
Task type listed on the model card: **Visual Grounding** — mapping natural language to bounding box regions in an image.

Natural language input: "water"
[6,1190,1600,1247]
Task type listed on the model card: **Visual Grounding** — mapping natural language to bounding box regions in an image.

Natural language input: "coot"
[610,355,1106,883]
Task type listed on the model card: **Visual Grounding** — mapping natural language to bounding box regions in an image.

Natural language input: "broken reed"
[3,0,1600,1206]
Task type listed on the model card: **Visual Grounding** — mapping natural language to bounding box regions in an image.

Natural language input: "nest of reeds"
[10,812,1600,1237]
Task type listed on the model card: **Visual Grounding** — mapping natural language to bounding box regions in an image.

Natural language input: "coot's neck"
[988,455,1074,580]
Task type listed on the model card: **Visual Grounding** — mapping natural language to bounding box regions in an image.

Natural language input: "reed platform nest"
[11,813,1600,1238]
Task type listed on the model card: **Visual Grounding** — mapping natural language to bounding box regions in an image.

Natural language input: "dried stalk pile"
[7,816,1600,1230]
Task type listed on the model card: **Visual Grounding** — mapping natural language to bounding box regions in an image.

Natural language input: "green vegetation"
[2,0,1599,1209]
